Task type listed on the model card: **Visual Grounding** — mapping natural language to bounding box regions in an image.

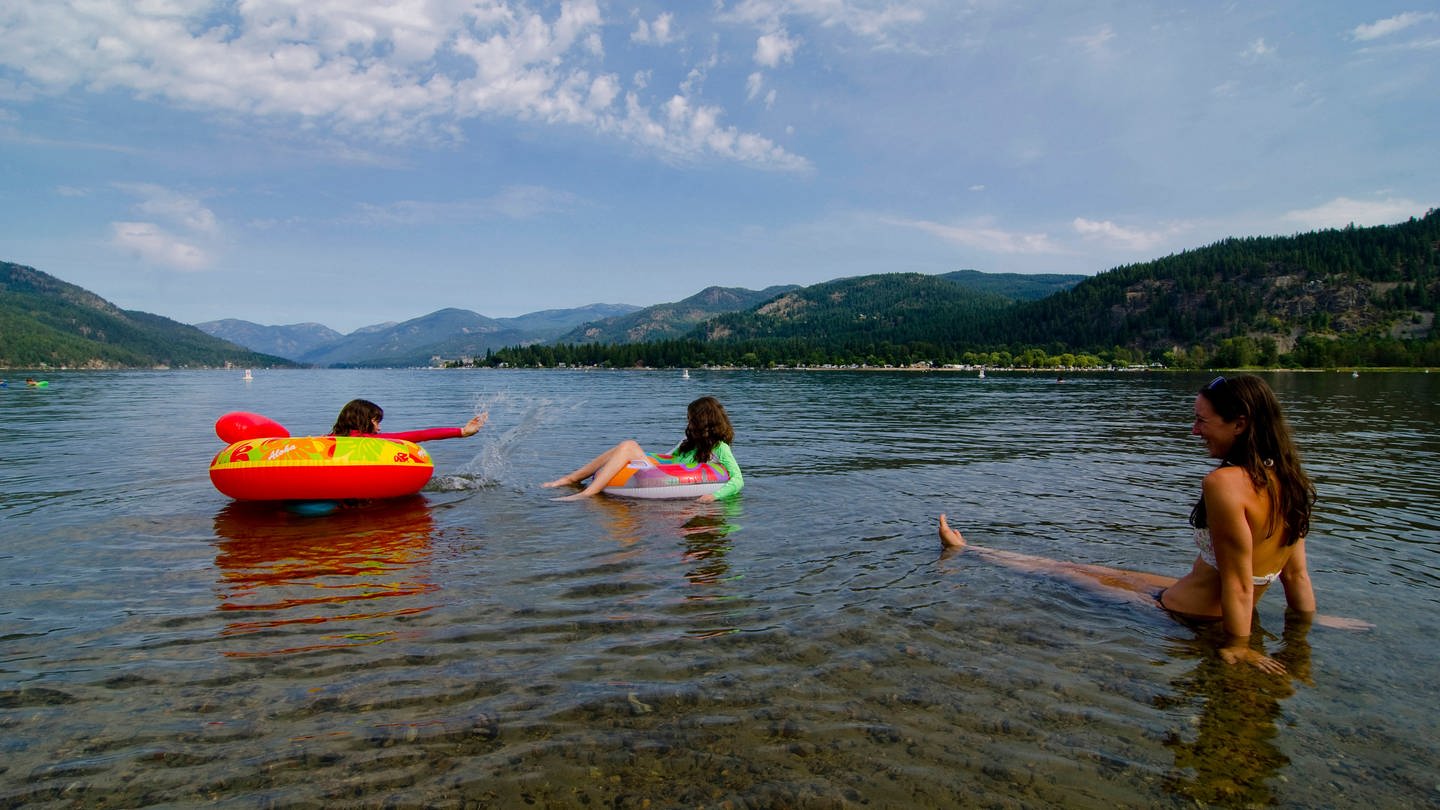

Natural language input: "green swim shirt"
[664,440,744,500]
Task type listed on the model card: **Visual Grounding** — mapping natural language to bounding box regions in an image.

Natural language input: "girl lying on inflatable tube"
[544,396,744,501]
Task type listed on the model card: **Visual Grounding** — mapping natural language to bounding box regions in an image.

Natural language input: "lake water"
[1,368,1436,808]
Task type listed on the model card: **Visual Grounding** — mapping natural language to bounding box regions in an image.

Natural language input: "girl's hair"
[332,399,384,436]
[675,396,734,464]
[1189,375,1315,544]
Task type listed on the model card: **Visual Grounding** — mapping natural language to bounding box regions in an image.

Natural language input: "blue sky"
[2,2,1436,333]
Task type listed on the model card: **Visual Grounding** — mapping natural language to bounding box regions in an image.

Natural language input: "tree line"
[474,211,1440,371]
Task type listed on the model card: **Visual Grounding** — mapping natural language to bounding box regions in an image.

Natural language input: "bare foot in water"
[937,514,966,549]
[541,477,576,489]
[552,491,596,501]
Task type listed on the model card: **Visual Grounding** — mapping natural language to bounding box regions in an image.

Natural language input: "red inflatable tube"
[216,411,291,444]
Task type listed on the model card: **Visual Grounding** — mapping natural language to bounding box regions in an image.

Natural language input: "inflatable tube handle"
[216,411,291,443]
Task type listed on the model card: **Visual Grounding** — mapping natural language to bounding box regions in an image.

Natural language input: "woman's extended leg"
[545,440,651,499]
[938,514,1176,605]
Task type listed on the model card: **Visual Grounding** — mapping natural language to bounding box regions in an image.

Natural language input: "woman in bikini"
[938,374,1352,674]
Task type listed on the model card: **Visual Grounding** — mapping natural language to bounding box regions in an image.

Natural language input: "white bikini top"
[1193,528,1280,586]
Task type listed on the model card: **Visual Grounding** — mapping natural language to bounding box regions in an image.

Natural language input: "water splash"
[432,390,580,491]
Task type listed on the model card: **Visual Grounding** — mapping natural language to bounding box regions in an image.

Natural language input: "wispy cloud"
[1071,25,1116,58]
[348,186,581,225]
[890,217,1064,255]
[722,0,925,45]
[1281,196,1430,230]
[1072,217,1185,252]
[110,222,209,270]
[755,29,800,68]
[632,12,678,45]
[1242,38,1276,59]
[0,0,804,170]
[618,92,810,171]
[1351,11,1438,42]
[117,183,219,236]
[109,184,219,270]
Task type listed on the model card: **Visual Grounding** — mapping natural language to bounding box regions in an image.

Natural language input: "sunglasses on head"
[1206,375,1226,390]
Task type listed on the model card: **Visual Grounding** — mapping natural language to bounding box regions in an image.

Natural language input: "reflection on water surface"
[212,497,439,656]
[0,369,1435,808]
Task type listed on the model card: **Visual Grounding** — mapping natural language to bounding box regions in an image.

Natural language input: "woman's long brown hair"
[1189,375,1315,544]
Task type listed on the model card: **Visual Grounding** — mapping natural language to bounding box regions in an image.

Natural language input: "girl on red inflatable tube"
[331,398,486,443]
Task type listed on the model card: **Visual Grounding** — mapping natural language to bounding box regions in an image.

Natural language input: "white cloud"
[1242,38,1275,59]
[1072,217,1183,252]
[632,12,677,45]
[110,222,209,270]
[0,0,805,170]
[616,91,809,170]
[117,183,219,236]
[892,217,1064,255]
[724,0,924,44]
[1072,25,1116,57]
[108,183,219,269]
[746,71,765,101]
[755,29,799,67]
[1351,11,1438,42]
[349,186,580,225]
[1281,196,1429,230]
[1210,80,1240,97]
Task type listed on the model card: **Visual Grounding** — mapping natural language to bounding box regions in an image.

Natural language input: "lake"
[1,368,1436,808]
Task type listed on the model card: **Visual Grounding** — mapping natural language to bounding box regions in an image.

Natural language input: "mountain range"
[3,210,1436,370]
[491,211,1439,370]
[1,260,289,370]
[197,303,640,366]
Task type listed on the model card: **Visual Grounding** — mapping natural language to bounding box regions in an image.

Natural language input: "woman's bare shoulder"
[1203,464,1249,483]
[1202,465,1256,499]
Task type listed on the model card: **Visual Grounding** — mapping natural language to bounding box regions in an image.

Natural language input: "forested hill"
[938,269,1083,300]
[997,209,1440,367]
[696,273,1012,354]
[0,261,292,369]
[490,212,1440,369]
[558,285,801,344]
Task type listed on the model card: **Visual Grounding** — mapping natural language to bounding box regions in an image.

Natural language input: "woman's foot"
[938,514,966,549]
[542,476,577,489]
[553,490,599,501]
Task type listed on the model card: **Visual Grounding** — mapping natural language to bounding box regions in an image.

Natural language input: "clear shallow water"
[1,369,1436,808]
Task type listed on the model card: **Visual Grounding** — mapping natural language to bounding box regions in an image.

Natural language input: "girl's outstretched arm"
[460,412,488,436]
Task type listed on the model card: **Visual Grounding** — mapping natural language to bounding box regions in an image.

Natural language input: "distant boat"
[243,369,253,381]
[681,369,690,379]
[978,369,986,379]
[1351,371,1359,378]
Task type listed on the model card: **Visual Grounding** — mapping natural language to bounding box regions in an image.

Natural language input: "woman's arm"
[1205,468,1285,674]
[1205,469,1257,639]
[1282,539,1374,630]
[1279,537,1317,613]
